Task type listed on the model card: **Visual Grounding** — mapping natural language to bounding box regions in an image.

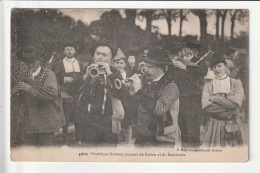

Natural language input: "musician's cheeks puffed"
[172,61,187,70]
[17,81,32,92]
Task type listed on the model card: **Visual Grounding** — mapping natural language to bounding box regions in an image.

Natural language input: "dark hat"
[138,46,172,65]
[17,46,45,62]
[185,42,201,51]
[89,39,116,58]
[209,53,227,68]
[62,41,77,50]
[125,49,138,58]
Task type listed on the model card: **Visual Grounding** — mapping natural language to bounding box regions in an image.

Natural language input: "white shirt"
[31,67,41,80]
[213,74,231,95]
[121,70,127,80]
[63,57,80,73]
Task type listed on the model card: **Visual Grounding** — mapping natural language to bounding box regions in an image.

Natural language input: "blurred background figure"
[125,50,139,76]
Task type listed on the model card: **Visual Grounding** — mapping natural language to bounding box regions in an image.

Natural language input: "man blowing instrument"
[126,46,181,147]
[13,46,65,146]
[170,42,208,148]
[78,40,126,147]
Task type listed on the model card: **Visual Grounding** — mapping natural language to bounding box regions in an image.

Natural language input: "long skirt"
[202,117,244,147]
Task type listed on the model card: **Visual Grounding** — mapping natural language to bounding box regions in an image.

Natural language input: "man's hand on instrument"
[172,59,186,70]
[64,76,74,83]
[17,81,32,92]
[99,62,112,75]
[129,74,141,95]
[84,64,97,80]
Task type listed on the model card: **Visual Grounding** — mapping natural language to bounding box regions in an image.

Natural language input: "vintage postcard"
[9,7,249,162]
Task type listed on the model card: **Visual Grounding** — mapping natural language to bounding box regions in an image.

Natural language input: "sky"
[58,9,249,38]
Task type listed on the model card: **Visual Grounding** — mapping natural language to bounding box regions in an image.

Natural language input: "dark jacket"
[171,56,208,97]
[53,58,85,96]
[78,67,126,116]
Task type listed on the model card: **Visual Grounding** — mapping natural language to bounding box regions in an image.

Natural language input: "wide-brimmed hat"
[138,46,172,65]
[209,53,227,68]
[185,42,202,51]
[17,46,45,62]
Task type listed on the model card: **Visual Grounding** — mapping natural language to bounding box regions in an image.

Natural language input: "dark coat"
[171,56,208,142]
[53,58,85,96]
[78,67,126,117]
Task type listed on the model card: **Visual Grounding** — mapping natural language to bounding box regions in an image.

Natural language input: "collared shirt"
[31,66,41,80]
[63,57,80,73]
[213,74,231,95]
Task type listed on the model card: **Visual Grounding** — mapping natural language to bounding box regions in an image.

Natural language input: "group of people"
[12,39,245,148]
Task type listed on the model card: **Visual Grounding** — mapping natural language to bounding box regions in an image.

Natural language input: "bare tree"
[215,10,221,40]
[229,9,249,40]
[125,9,137,50]
[220,10,228,42]
[137,9,155,43]
[179,9,190,37]
[154,9,178,36]
[192,9,207,40]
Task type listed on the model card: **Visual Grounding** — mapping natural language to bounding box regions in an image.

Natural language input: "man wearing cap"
[14,46,66,146]
[171,42,208,147]
[202,53,245,147]
[127,46,181,147]
[78,40,126,147]
[53,42,84,145]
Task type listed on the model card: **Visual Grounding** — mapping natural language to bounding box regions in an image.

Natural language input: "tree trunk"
[125,9,137,50]
[192,10,207,41]
[167,18,172,36]
[231,18,235,40]
[216,10,221,40]
[199,12,207,41]
[144,10,153,44]
[221,10,227,42]
[179,19,183,37]
[230,10,238,40]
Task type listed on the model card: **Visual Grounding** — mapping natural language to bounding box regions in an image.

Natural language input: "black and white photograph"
[9,7,249,162]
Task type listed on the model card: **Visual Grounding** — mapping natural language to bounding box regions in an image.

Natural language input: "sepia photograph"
[9,7,249,162]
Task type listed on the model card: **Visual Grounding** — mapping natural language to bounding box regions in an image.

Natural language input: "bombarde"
[114,72,145,90]
[88,64,105,78]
